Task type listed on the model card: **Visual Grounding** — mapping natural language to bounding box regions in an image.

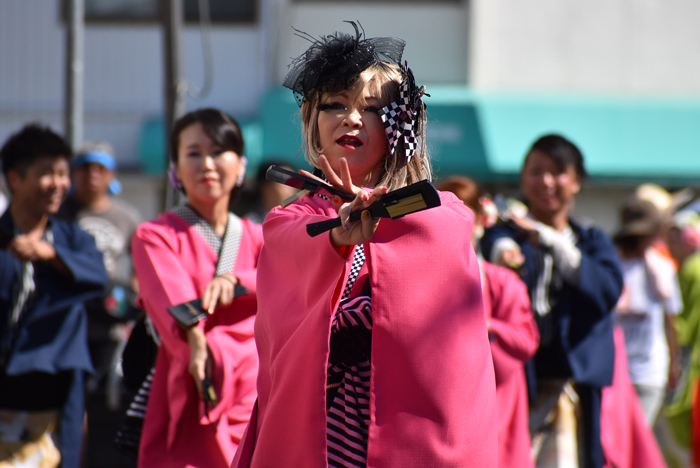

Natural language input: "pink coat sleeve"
[232,196,363,467]
[483,261,539,385]
[132,220,199,361]
[132,218,263,363]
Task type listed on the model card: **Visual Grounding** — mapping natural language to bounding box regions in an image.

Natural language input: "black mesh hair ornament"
[283,21,405,105]
[283,21,428,163]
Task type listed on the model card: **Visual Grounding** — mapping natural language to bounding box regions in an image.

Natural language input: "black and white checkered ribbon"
[379,70,418,163]
[341,244,365,302]
[173,205,243,276]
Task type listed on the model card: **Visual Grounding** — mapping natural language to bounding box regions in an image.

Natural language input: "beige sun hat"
[634,183,693,215]
[613,198,664,242]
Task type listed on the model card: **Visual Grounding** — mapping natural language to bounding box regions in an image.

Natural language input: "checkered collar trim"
[173,205,243,276]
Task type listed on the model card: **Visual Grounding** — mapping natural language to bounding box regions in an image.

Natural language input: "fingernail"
[362,210,369,219]
[344,223,349,230]
[333,197,339,202]
[362,193,369,201]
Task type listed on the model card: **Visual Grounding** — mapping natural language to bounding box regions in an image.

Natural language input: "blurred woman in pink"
[439,176,539,468]
[132,109,263,468]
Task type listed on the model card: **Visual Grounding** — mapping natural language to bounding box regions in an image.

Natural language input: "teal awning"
[139,87,700,184]
[456,90,700,182]
[255,87,700,184]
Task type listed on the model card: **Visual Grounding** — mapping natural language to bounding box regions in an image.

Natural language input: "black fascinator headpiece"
[283,21,405,105]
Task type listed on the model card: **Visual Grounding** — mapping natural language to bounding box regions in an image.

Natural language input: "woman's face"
[317,85,388,187]
[175,122,244,205]
[521,149,580,219]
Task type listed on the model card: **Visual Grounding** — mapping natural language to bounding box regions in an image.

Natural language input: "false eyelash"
[316,103,345,112]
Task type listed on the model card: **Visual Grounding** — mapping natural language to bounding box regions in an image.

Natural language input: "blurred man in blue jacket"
[0,124,107,467]
[482,134,623,468]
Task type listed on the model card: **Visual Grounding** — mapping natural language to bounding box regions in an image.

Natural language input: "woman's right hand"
[186,326,210,400]
[330,187,387,247]
[304,155,387,247]
[201,273,238,314]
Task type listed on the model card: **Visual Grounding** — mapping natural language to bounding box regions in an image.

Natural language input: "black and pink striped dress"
[326,244,373,468]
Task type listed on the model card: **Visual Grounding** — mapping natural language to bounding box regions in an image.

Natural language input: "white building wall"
[2,0,699,224]
[271,1,470,86]
[470,0,700,95]
[0,0,267,168]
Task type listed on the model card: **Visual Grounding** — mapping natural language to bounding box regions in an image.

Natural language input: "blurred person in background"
[632,183,694,467]
[612,198,682,426]
[438,176,539,468]
[665,210,700,466]
[0,124,107,467]
[237,161,298,224]
[56,141,141,467]
[131,108,262,468]
[481,134,623,467]
[634,183,693,270]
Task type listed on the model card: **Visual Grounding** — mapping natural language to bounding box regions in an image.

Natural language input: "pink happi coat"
[132,212,263,468]
[601,327,667,468]
[480,261,539,468]
[232,190,498,468]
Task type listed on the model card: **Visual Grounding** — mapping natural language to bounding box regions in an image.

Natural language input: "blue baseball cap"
[73,150,117,171]
[73,150,121,194]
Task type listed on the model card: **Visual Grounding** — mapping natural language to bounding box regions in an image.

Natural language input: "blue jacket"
[0,209,108,468]
[481,218,623,388]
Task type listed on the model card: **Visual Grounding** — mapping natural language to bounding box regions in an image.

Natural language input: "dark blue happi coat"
[0,209,107,468]
[481,218,623,387]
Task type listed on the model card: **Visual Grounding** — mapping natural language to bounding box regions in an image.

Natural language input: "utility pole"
[161,0,186,208]
[64,0,84,151]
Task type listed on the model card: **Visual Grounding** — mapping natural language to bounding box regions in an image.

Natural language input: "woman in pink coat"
[232,23,497,468]
[439,176,540,468]
[132,108,263,468]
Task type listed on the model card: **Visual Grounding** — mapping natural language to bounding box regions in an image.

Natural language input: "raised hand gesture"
[301,155,387,247]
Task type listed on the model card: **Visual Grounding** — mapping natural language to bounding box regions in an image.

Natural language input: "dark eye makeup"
[317,102,346,112]
[316,102,381,115]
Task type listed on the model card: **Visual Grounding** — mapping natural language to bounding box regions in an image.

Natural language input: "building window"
[63,0,256,24]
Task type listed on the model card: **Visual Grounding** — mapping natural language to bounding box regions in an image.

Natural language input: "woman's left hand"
[201,273,238,314]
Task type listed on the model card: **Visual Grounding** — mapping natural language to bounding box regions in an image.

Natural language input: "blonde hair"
[300,63,431,191]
